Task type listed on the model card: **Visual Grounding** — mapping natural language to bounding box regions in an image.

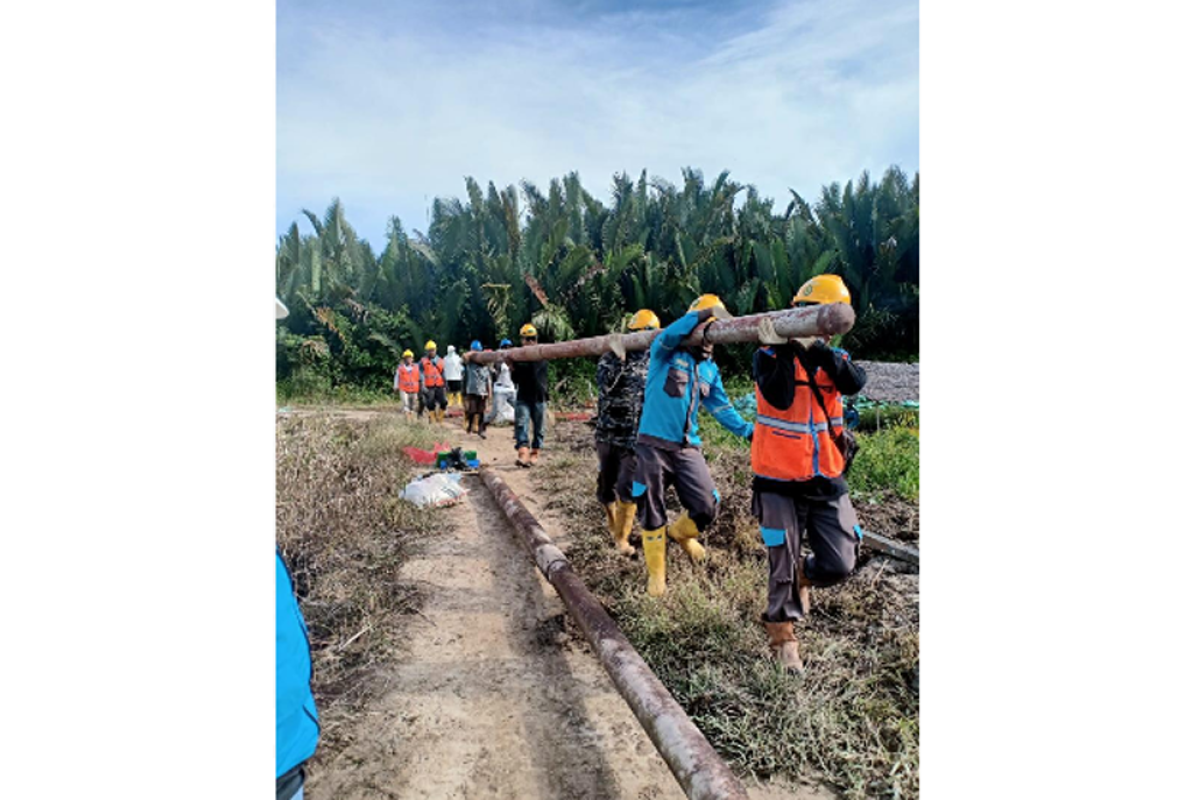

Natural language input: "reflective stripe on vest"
[420,357,444,387]
[750,355,845,481]
[397,364,419,393]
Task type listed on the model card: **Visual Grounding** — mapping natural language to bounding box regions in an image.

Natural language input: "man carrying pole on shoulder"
[509,323,549,468]
[418,340,448,423]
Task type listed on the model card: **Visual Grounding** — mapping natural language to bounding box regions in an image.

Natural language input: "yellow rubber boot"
[612,500,637,557]
[603,502,617,538]
[667,511,707,563]
[643,527,667,597]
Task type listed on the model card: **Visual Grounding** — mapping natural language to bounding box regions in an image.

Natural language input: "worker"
[633,294,753,596]
[393,349,420,417]
[595,309,660,556]
[462,340,493,438]
[751,274,867,674]
[443,344,465,410]
[418,340,448,423]
[487,339,516,426]
[509,324,548,467]
[275,297,318,800]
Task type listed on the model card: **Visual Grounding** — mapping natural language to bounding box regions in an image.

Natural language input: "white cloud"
[277,0,918,246]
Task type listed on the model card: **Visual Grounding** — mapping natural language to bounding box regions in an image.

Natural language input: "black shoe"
[479,431,487,439]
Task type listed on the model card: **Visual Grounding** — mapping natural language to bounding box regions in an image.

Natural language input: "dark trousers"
[465,394,488,433]
[596,441,637,505]
[752,490,861,622]
[632,443,719,531]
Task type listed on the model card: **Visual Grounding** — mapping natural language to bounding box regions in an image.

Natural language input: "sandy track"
[295,407,832,799]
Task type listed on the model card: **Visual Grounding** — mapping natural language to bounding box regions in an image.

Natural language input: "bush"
[849,426,919,502]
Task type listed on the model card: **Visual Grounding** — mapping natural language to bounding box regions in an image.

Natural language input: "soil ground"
[288,407,834,800]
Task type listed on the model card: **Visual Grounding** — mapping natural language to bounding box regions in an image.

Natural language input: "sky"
[277,0,918,250]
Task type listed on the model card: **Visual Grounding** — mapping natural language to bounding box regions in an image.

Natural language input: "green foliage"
[547,358,597,409]
[849,426,920,502]
[276,168,919,391]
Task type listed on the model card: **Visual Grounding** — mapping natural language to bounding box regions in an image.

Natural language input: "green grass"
[604,556,918,798]
[850,427,919,503]
[853,405,919,432]
[534,423,919,798]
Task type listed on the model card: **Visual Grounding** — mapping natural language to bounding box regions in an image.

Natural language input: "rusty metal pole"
[479,467,751,800]
[466,303,854,365]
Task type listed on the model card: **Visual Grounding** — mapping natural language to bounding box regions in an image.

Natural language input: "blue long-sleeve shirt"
[635,311,753,448]
[277,552,319,779]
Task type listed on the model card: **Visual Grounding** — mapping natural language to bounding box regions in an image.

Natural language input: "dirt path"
[298,407,832,799]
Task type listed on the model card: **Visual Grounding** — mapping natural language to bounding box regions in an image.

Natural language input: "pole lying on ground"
[479,467,751,800]
[466,303,855,365]
[861,529,920,566]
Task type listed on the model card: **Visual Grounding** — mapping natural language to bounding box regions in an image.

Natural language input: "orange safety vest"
[750,353,846,482]
[419,356,445,388]
[396,363,419,393]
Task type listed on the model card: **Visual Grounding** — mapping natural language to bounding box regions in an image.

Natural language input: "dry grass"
[275,413,441,754]
[535,422,920,799]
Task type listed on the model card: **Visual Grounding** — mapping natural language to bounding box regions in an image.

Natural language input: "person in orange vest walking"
[751,274,867,674]
[418,340,448,423]
[394,349,420,417]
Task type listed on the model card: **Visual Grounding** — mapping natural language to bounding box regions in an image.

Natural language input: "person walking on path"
[487,339,516,426]
[509,324,548,468]
[462,340,493,438]
[443,344,465,409]
[418,340,448,423]
[394,349,420,417]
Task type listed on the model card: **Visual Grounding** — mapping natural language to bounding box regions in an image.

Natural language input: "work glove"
[756,316,788,345]
[607,333,627,361]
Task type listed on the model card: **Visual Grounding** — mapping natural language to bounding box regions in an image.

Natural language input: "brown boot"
[796,562,813,616]
[516,446,531,467]
[529,448,540,466]
[765,621,803,674]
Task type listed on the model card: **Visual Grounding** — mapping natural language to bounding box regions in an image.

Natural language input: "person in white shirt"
[443,345,465,409]
[486,338,517,425]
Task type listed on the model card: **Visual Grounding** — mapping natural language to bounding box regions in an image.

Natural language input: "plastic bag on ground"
[400,472,467,507]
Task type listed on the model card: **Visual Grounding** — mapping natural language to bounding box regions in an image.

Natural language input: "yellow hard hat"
[424,340,437,351]
[793,274,851,306]
[628,309,661,331]
[688,293,731,319]
[520,323,538,338]
[402,349,414,358]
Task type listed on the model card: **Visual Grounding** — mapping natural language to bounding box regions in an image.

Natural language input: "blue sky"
[277,0,918,250]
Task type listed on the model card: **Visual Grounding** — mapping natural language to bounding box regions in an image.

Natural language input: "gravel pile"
[856,361,920,403]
